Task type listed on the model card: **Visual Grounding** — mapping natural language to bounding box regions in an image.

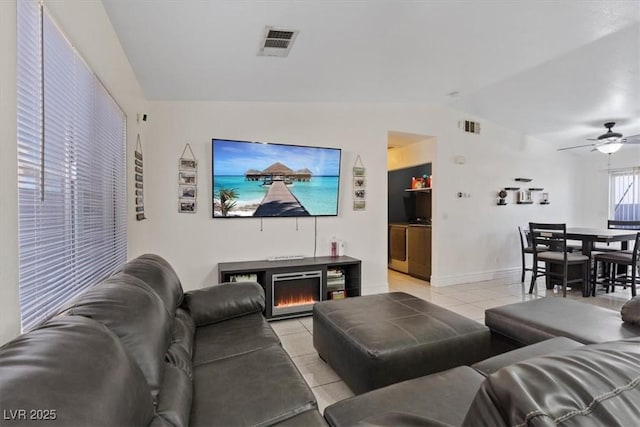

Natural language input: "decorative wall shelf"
[515,178,532,182]
[529,187,544,191]
[517,201,534,204]
[504,187,520,191]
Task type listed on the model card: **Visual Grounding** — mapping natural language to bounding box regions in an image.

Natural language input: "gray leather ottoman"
[313,292,491,394]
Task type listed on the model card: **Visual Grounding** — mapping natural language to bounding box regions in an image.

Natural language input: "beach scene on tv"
[212,139,341,217]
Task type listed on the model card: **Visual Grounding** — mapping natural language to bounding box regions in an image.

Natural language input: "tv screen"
[212,139,342,218]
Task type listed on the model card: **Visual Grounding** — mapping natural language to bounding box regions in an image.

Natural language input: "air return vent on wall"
[458,119,481,135]
[258,26,299,57]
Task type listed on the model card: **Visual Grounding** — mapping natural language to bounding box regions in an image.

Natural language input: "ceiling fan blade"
[557,143,597,151]
[624,134,640,143]
[586,138,599,141]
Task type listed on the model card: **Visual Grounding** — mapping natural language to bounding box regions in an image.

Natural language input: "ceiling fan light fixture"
[596,142,623,154]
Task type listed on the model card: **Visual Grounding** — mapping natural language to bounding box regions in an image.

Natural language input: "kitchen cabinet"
[408,225,431,280]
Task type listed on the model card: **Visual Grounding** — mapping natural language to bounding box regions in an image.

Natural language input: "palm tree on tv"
[214,188,239,216]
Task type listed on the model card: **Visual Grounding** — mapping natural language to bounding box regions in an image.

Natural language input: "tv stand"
[218,256,361,320]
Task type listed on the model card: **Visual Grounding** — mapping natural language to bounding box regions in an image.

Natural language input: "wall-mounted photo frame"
[179,185,196,199]
[178,143,198,214]
[352,155,366,210]
[178,171,197,185]
[179,159,197,170]
[179,199,196,213]
[134,134,146,220]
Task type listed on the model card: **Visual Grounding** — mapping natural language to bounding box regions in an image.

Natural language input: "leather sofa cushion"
[156,362,192,427]
[621,296,640,324]
[324,366,485,427]
[192,312,280,366]
[59,273,172,405]
[183,281,265,327]
[115,253,184,317]
[462,338,640,426]
[485,297,640,345]
[190,345,316,427]
[471,337,583,376]
[272,409,327,426]
[0,316,155,426]
[172,308,196,357]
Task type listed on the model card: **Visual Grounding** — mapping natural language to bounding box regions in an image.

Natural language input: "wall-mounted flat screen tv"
[212,139,341,218]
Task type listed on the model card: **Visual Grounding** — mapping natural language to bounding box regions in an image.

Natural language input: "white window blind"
[17,0,127,331]
[609,167,640,221]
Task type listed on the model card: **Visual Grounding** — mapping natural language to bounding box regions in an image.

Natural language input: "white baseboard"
[430,268,520,287]
[361,283,390,295]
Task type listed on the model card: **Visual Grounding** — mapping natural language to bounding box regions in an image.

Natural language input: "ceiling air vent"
[258,26,299,57]
[459,119,481,135]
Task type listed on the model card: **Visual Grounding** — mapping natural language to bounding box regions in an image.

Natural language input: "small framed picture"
[134,151,143,161]
[136,213,145,221]
[179,159,197,170]
[135,173,144,183]
[135,206,144,213]
[135,183,143,189]
[179,185,196,199]
[135,196,143,205]
[353,167,365,177]
[135,166,143,174]
[353,200,366,210]
[135,189,143,196]
[354,189,366,200]
[179,171,197,185]
[134,159,143,167]
[354,177,366,188]
[179,199,196,213]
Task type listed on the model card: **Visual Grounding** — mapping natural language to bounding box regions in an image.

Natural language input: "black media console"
[218,256,361,320]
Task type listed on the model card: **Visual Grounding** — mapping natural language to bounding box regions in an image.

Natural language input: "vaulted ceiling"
[101,0,640,150]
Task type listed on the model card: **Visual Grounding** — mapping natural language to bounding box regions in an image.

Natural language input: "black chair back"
[529,223,567,254]
[608,220,640,230]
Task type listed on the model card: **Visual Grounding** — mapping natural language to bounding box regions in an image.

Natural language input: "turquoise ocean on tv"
[213,175,339,216]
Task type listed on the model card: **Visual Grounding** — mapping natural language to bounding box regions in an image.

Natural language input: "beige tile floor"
[270,269,631,414]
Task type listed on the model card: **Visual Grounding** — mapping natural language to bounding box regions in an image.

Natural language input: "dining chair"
[592,232,640,297]
[518,225,547,283]
[593,220,640,290]
[528,223,591,297]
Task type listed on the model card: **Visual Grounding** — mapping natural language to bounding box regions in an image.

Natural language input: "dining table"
[547,227,638,297]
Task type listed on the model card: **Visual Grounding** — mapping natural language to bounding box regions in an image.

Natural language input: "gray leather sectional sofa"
[323,297,640,426]
[0,254,326,427]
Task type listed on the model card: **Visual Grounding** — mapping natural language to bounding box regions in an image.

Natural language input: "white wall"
[387,136,436,171]
[572,146,640,227]
[0,0,147,344]
[133,102,583,292]
[130,102,390,294]
[0,0,20,345]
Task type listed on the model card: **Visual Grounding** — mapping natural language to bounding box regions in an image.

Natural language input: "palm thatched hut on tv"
[245,162,313,184]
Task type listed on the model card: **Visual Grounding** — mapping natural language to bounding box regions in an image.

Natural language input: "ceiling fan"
[558,122,640,154]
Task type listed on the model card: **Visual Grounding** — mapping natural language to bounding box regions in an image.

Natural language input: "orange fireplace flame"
[275,295,317,308]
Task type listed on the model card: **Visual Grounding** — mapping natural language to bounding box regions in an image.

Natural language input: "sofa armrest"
[182,282,265,326]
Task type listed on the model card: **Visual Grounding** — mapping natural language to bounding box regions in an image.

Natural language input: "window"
[609,167,640,221]
[17,0,127,331]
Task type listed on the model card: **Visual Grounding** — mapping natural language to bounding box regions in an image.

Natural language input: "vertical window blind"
[17,0,127,331]
[610,167,640,221]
